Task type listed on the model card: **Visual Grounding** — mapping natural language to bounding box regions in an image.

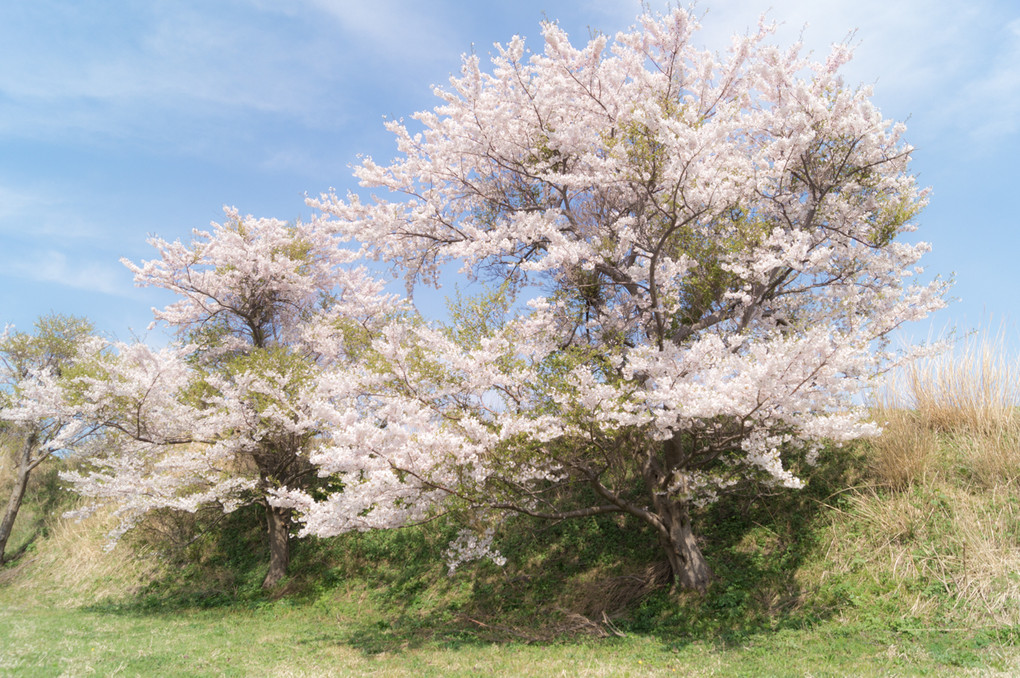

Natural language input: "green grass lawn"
[3,442,1020,677]
[2,588,1018,677]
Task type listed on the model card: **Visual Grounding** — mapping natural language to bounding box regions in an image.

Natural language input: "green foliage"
[444,282,514,351]
[55,444,908,639]
[1,314,95,379]
[123,504,272,608]
[867,193,924,248]
[225,346,315,413]
[2,314,99,415]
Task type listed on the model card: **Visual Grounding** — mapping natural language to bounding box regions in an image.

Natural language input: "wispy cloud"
[0,185,40,222]
[0,181,113,241]
[950,17,1020,144]
[300,0,460,66]
[0,1,357,150]
[2,249,135,298]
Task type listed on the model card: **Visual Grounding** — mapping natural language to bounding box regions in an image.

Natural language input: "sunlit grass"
[3,584,1018,677]
[871,327,1020,489]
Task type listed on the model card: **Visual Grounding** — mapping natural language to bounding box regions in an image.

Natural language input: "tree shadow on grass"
[320,447,858,656]
[625,446,868,650]
[83,448,864,656]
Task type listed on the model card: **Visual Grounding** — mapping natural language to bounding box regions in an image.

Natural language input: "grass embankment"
[2,336,1020,676]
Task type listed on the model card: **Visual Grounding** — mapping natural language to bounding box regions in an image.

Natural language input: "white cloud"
[0,181,110,241]
[3,250,135,298]
[0,1,357,147]
[950,17,1020,143]
[300,0,460,65]
[0,185,39,222]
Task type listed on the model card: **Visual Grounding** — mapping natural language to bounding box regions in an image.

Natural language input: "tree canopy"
[15,9,947,593]
[59,211,395,586]
[0,315,100,564]
[291,8,947,591]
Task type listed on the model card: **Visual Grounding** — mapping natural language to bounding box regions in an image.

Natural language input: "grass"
[856,330,1020,633]
[3,333,1020,676]
[4,589,1019,676]
[3,459,1018,676]
[870,327,1020,489]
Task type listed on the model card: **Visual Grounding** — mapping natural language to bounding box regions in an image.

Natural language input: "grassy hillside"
[2,336,1020,676]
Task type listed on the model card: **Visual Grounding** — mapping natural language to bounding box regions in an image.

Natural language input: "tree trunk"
[650,491,713,593]
[262,503,291,588]
[0,439,32,565]
[638,437,713,593]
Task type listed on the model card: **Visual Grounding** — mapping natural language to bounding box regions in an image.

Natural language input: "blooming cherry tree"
[293,9,947,592]
[0,315,101,564]
[62,210,395,587]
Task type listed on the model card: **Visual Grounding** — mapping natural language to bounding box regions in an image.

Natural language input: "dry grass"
[826,329,1020,626]
[0,428,19,500]
[867,406,941,490]
[871,328,1020,489]
[820,481,1020,627]
[958,423,1020,488]
[901,328,1020,436]
[0,501,158,606]
[567,561,672,619]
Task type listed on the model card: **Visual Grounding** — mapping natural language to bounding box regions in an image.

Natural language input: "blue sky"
[1,0,1018,352]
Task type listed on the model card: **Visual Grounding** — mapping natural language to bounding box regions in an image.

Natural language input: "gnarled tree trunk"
[642,438,713,593]
[262,503,291,588]
[648,490,712,593]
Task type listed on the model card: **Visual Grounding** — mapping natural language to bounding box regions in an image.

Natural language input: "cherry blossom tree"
[287,9,948,592]
[0,315,101,564]
[61,209,395,587]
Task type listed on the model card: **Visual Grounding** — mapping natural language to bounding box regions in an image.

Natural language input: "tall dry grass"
[870,328,1020,489]
[825,328,1020,625]
[0,427,18,493]
[905,329,1020,435]
[867,407,940,490]
[818,482,1020,626]
[0,502,158,606]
